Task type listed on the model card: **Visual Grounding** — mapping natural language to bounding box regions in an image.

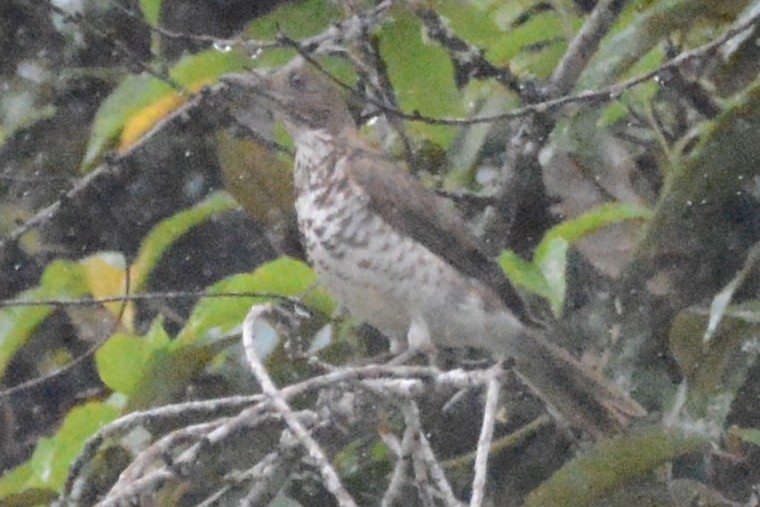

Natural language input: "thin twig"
[547,0,629,98]
[380,426,413,507]
[0,266,131,401]
[402,402,438,507]
[406,401,464,507]
[242,304,358,507]
[95,470,176,507]
[0,290,296,308]
[48,1,184,91]
[469,364,503,507]
[4,6,757,265]
[286,8,760,127]
[414,7,520,93]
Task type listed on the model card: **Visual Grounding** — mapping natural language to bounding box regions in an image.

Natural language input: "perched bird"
[230,58,645,437]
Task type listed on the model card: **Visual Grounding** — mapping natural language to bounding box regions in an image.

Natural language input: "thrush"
[232,58,645,437]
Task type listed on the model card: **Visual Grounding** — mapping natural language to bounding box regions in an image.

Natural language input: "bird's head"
[264,58,356,140]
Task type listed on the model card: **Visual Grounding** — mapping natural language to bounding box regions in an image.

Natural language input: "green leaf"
[378,6,462,148]
[534,203,653,265]
[597,46,663,127]
[581,0,748,90]
[536,237,569,317]
[244,0,341,68]
[669,310,760,427]
[130,191,239,291]
[0,461,36,500]
[487,10,580,67]
[125,341,219,410]
[176,256,330,346]
[139,0,163,27]
[0,402,119,498]
[511,39,569,80]
[82,50,251,169]
[501,204,652,314]
[81,74,173,168]
[0,260,90,377]
[598,79,659,127]
[169,48,251,87]
[524,428,709,507]
[498,249,552,299]
[124,257,331,409]
[246,0,338,39]
[736,428,760,447]
[436,0,508,49]
[96,318,171,396]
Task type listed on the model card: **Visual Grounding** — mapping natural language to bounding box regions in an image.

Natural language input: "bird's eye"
[288,72,304,90]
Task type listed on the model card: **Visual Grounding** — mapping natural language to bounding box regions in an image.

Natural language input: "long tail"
[509,328,646,438]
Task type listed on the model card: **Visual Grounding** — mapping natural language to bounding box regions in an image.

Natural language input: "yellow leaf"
[118,79,212,152]
[80,253,134,331]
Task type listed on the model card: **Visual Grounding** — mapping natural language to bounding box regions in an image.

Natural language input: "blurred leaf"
[80,252,133,329]
[0,402,119,499]
[124,341,222,410]
[337,439,394,499]
[499,249,552,299]
[669,310,760,428]
[125,258,332,409]
[522,203,652,314]
[640,76,760,269]
[535,202,653,264]
[129,191,239,292]
[735,427,760,447]
[170,48,251,88]
[121,333,231,410]
[582,0,750,89]
[487,10,580,67]
[119,50,252,152]
[244,0,340,67]
[511,39,569,80]
[598,79,659,127]
[536,237,569,317]
[0,462,38,503]
[712,8,760,96]
[0,260,89,377]
[117,87,193,152]
[597,48,663,127]
[177,256,332,346]
[96,318,171,396]
[81,74,172,169]
[0,488,56,507]
[82,50,251,169]
[216,131,294,227]
[246,0,338,39]
[436,0,507,48]
[524,427,709,507]
[139,0,162,27]
[378,6,462,147]
[449,84,519,179]
[501,204,651,314]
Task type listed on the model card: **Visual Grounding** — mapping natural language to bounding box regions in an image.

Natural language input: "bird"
[228,57,645,437]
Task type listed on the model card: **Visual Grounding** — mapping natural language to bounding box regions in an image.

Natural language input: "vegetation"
[1,0,760,505]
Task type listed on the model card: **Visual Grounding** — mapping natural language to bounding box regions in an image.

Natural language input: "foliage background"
[1,0,760,505]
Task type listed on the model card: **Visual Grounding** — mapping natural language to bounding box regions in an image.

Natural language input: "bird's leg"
[387,314,438,365]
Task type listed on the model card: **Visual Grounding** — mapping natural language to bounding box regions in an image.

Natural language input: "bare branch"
[469,364,503,507]
[414,7,520,93]
[547,0,629,98]
[242,304,359,507]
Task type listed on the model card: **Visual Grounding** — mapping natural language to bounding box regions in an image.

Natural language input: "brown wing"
[342,145,531,322]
